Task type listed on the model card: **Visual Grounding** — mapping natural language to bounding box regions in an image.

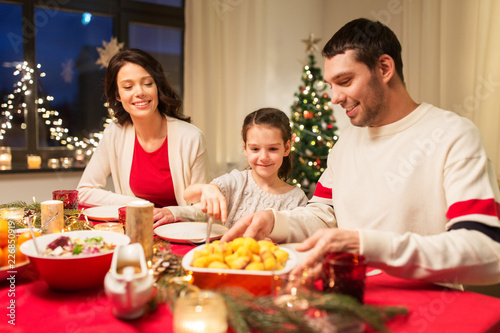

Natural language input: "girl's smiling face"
[116,62,159,121]
[243,124,290,181]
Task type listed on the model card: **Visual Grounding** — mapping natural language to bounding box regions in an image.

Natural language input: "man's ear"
[378,54,395,84]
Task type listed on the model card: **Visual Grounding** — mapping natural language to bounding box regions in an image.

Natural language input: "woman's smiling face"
[116,62,159,121]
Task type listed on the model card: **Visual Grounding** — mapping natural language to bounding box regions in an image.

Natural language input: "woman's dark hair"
[241,108,292,181]
[105,48,190,125]
[322,18,405,84]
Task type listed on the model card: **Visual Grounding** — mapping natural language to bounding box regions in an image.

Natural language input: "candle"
[0,146,12,170]
[27,154,42,169]
[0,207,24,224]
[40,200,65,233]
[47,158,60,169]
[126,200,154,260]
[94,222,124,234]
[173,291,228,333]
[75,149,85,165]
[60,157,73,168]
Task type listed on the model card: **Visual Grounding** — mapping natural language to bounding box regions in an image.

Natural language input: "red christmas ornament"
[303,110,314,119]
[327,124,333,129]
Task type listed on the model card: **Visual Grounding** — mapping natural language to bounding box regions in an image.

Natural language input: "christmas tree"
[289,34,338,197]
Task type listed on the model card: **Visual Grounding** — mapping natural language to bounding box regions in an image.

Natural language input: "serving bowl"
[182,244,297,296]
[20,230,130,291]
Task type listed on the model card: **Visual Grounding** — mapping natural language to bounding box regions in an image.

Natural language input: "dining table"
[1,239,500,333]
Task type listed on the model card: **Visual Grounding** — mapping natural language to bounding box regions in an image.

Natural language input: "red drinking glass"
[322,252,367,303]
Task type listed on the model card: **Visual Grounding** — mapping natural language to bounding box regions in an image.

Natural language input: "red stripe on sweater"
[446,198,500,220]
[313,181,332,199]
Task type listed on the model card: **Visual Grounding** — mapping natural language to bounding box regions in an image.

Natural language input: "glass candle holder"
[0,146,12,170]
[75,149,85,165]
[118,206,126,229]
[47,158,60,169]
[60,157,73,168]
[273,268,313,310]
[52,190,79,210]
[0,207,25,224]
[27,154,42,169]
[322,252,366,303]
[94,222,124,234]
[173,291,228,333]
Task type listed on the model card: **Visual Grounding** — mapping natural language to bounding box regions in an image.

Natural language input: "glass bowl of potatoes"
[182,237,297,296]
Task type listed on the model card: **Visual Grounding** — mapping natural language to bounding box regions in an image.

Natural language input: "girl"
[155,107,308,228]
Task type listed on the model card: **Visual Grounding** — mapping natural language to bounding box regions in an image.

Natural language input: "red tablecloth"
[1,243,499,333]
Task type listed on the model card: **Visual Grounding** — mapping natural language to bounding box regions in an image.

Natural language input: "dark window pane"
[129,23,183,95]
[133,0,183,8]
[0,3,25,147]
[35,8,113,148]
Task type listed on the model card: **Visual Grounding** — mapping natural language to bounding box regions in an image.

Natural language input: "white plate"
[82,206,122,222]
[182,244,297,276]
[154,222,228,244]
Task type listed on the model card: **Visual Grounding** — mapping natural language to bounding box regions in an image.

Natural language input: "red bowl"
[20,230,130,291]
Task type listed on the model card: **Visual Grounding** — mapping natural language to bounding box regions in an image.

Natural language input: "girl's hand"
[153,207,176,228]
[199,184,228,223]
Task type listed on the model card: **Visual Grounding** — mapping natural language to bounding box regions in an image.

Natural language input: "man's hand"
[221,209,275,242]
[291,228,360,275]
[153,208,176,228]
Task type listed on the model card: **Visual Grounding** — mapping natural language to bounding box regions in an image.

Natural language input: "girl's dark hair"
[241,108,292,181]
[104,48,190,125]
[322,18,405,84]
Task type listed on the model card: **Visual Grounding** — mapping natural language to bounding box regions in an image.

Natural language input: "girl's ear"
[242,140,248,157]
[283,140,291,157]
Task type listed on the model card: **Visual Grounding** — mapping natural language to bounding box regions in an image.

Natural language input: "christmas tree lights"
[289,35,338,196]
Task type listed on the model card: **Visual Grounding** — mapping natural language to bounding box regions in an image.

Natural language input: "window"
[0,0,184,171]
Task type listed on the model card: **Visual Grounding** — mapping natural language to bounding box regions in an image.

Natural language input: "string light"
[0,62,109,153]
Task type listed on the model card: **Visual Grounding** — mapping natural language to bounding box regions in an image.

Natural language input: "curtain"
[402,0,500,177]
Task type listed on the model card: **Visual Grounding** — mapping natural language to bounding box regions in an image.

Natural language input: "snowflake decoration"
[60,59,74,83]
[96,37,124,69]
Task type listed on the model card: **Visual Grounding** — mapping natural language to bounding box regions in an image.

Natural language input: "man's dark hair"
[322,18,404,84]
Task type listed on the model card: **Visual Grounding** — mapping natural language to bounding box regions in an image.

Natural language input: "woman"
[77,49,210,222]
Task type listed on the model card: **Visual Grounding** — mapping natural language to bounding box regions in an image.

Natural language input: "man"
[222,18,500,285]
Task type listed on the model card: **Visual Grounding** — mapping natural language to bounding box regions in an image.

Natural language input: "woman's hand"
[153,207,176,228]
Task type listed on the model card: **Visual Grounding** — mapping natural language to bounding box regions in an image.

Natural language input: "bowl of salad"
[20,230,130,291]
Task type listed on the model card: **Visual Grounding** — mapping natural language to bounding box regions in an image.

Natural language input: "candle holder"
[0,146,12,170]
[94,222,124,234]
[75,149,85,166]
[27,154,42,169]
[126,200,154,260]
[60,157,73,168]
[47,158,60,169]
[52,190,79,210]
[173,291,228,333]
[118,206,126,231]
[322,252,366,303]
[0,207,25,224]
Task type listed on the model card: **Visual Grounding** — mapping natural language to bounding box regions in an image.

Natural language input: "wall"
[0,171,82,204]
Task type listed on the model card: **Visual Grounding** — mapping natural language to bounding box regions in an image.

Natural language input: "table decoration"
[27,154,42,169]
[0,146,12,170]
[60,157,73,168]
[126,200,154,260]
[40,200,65,233]
[155,269,408,333]
[94,222,124,234]
[47,158,60,169]
[322,252,367,303]
[0,201,92,232]
[52,190,79,210]
[173,290,228,333]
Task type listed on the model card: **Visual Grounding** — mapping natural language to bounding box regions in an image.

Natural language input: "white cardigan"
[77,116,210,207]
